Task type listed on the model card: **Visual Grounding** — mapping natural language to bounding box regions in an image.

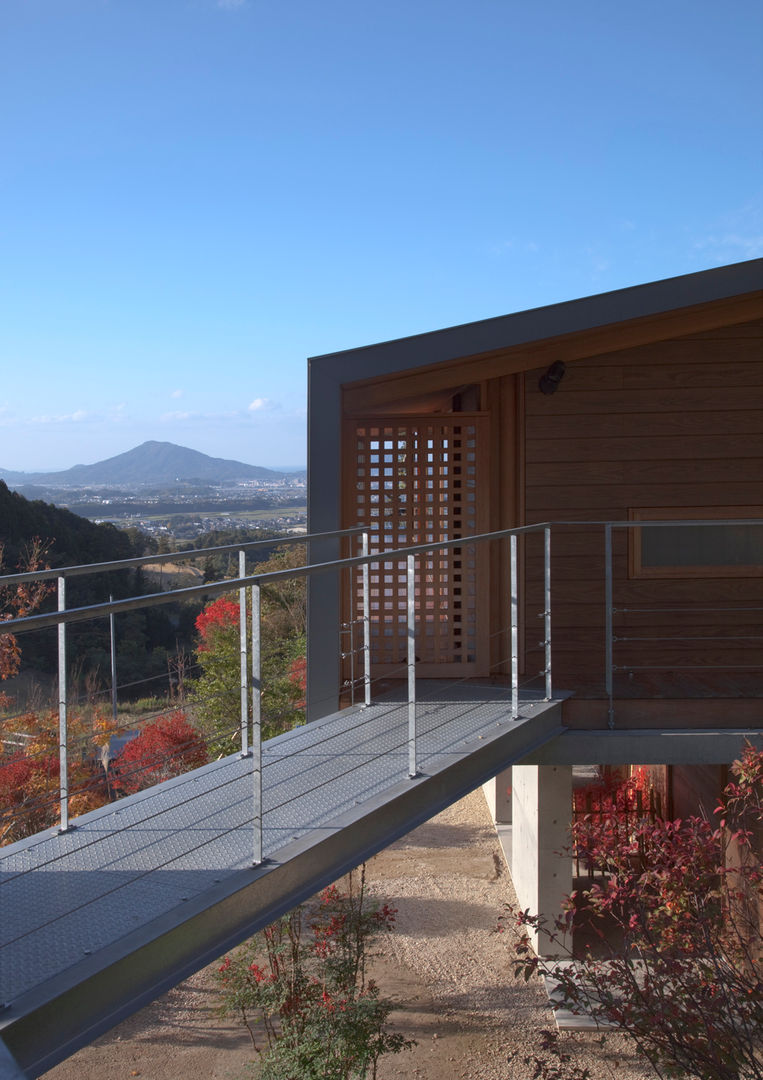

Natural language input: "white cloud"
[690,199,763,265]
[489,238,542,257]
[31,410,89,424]
[170,389,184,399]
[160,411,193,421]
[248,397,274,412]
[693,233,763,261]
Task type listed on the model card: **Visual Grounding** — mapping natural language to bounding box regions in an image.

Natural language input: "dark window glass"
[641,523,763,569]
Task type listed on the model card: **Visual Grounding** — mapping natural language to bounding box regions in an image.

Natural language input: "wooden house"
[306,259,762,948]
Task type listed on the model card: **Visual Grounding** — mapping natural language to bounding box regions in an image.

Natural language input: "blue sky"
[1,0,761,471]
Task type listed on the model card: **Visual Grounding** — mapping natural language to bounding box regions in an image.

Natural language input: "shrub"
[510,744,763,1080]
[112,710,207,794]
[216,866,413,1079]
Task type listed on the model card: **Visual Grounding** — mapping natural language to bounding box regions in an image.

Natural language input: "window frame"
[628,506,763,580]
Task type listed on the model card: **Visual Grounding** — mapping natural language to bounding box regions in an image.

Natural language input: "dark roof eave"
[308,258,763,386]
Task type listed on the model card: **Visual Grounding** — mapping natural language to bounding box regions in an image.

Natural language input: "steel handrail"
[2,515,759,855]
[0,525,362,586]
[603,517,763,728]
[0,521,555,854]
[0,522,555,634]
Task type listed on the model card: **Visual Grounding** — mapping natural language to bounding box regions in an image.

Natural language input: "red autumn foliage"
[0,538,52,705]
[0,707,111,844]
[112,711,208,795]
[510,743,763,1080]
[215,866,411,1074]
[194,595,239,650]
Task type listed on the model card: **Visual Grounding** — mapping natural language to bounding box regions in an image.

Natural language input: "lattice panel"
[348,417,488,674]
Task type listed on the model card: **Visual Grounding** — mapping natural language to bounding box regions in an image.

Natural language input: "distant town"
[0,440,307,541]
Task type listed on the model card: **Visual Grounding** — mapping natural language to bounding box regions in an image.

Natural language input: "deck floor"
[0,682,564,1077]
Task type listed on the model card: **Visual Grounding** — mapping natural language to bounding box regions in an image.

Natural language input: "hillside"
[0,480,133,570]
[0,480,200,686]
[0,441,288,488]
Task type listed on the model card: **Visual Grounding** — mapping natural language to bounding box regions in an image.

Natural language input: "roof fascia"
[309,259,763,396]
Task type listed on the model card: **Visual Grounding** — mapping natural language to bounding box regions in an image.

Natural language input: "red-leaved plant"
[507,744,763,1080]
[112,710,208,795]
[216,866,412,1079]
[194,595,239,651]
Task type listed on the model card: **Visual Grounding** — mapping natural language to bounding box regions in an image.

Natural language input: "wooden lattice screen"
[345,416,489,677]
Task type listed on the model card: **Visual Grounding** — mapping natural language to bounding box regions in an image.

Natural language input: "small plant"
[216,866,413,1079]
[508,1028,607,1080]
[509,743,763,1080]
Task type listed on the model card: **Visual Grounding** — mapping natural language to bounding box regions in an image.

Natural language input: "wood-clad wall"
[519,318,763,714]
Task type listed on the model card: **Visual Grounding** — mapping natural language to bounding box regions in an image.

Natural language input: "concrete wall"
[511,765,572,957]
[483,766,512,824]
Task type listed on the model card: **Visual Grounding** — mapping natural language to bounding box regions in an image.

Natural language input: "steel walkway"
[0,682,563,1078]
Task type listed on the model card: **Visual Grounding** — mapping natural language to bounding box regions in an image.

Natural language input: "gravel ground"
[45,790,655,1080]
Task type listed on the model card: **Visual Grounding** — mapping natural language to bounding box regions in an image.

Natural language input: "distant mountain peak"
[0,442,288,488]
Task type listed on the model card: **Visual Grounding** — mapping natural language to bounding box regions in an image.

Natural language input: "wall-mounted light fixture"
[539,360,566,395]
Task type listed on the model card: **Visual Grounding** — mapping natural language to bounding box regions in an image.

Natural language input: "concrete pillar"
[483,766,512,824]
[511,764,572,957]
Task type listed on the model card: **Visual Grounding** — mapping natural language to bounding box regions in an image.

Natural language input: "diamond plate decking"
[0,683,564,1078]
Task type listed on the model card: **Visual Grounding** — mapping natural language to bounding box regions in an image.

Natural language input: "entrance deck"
[0,683,564,1078]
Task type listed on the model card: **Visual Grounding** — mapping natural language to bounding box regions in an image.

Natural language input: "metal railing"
[604,519,763,729]
[0,522,554,862]
[4,514,758,862]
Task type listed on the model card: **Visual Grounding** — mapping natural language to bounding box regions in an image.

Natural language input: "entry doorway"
[345,415,490,678]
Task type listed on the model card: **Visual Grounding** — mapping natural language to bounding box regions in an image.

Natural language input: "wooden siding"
[521,317,763,713]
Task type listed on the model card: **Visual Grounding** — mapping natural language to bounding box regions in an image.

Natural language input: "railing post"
[109,593,118,725]
[605,524,614,729]
[239,550,249,757]
[510,535,519,719]
[362,531,371,707]
[544,527,552,701]
[406,554,417,778]
[57,576,69,832]
[251,581,262,865]
[349,617,356,706]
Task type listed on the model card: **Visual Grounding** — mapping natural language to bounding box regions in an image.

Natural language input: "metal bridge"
[1,519,759,1077]
[0,524,564,1077]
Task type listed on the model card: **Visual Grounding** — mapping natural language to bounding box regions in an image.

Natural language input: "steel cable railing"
[0,538,557,1001]
[0,662,203,730]
[603,518,763,729]
[0,637,533,952]
[6,634,529,872]
[1,513,758,1001]
[0,715,245,847]
[1,521,553,869]
[0,734,250,886]
[0,529,355,834]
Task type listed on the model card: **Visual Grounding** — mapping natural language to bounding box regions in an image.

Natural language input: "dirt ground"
[45,791,654,1080]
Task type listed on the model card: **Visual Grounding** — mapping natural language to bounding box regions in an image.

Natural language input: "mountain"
[0,441,288,488]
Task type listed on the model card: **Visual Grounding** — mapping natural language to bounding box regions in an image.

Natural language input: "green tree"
[190,545,306,754]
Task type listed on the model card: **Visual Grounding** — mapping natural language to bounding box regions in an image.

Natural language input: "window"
[629,507,763,579]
